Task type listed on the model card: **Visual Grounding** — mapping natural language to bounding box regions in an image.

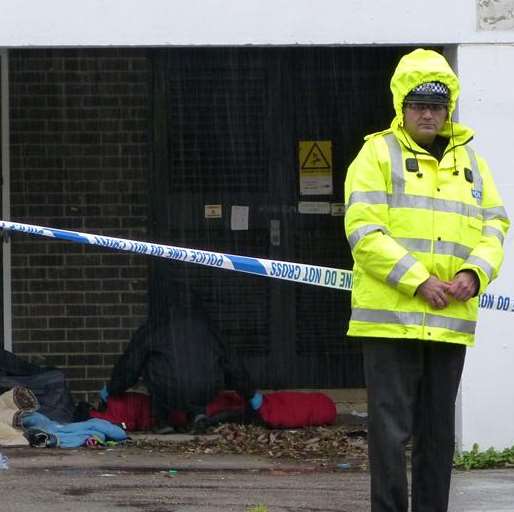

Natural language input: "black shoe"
[24,427,58,448]
[191,414,211,434]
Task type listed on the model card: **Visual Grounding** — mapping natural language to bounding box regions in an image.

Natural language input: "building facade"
[1,0,513,450]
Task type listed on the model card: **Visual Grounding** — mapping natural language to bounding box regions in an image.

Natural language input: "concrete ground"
[0,440,513,512]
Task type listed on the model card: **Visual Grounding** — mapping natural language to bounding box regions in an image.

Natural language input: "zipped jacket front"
[345,125,508,345]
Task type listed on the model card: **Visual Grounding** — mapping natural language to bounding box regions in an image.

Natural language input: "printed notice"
[205,204,222,218]
[331,203,345,216]
[299,140,333,196]
[298,201,331,215]
[231,205,249,231]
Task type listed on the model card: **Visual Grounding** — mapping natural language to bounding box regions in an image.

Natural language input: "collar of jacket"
[389,116,475,156]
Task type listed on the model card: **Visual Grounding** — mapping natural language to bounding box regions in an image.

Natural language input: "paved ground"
[0,442,513,512]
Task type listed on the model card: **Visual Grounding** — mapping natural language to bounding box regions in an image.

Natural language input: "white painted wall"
[0,50,12,352]
[457,44,514,451]
[1,0,514,47]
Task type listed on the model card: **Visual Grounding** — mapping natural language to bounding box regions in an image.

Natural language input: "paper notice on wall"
[205,204,222,218]
[298,201,331,214]
[231,205,249,230]
[331,203,345,216]
[299,140,333,196]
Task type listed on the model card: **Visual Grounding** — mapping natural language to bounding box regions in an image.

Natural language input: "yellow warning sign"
[299,140,333,195]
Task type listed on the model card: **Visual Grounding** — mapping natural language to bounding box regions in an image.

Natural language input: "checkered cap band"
[405,81,450,104]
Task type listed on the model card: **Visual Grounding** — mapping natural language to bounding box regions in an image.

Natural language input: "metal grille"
[294,224,354,355]
[167,231,271,354]
[168,64,268,193]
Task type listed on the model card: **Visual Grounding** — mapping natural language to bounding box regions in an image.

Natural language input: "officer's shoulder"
[364,128,393,142]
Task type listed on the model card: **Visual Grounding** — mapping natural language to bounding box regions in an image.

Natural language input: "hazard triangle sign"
[299,140,333,195]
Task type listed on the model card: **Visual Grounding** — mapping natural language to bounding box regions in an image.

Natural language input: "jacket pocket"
[463,215,482,247]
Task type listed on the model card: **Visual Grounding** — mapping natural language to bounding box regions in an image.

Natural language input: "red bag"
[258,391,337,428]
[91,392,155,431]
[206,390,246,417]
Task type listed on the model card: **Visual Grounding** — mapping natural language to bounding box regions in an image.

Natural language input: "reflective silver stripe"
[482,225,505,245]
[466,255,494,280]
[352,308,476,335]
[387,253,417,286]
[393,237,473,260]
[483,206,509,221]
[434,240,472,259]
[395,238,473,260]
[389,193,483,219]
[394,238,472,259]
[348,224,388,250]
[465,146,483,205]
[425,314,476,334]
[395,237,432,253]
[347,190,388,206]
[382,134,486,221]
[351,308,423,325]
[383,133,405,195]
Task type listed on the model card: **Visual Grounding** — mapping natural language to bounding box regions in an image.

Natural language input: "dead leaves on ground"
[129,423,367,463]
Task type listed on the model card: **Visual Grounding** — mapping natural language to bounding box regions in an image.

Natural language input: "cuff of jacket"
[458,264,489,295]
[395,262,431,298]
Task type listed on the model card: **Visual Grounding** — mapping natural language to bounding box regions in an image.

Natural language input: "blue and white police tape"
[0,220,353,291]
[478,292,514,313]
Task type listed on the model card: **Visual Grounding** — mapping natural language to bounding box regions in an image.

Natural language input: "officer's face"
[403,102,448,146]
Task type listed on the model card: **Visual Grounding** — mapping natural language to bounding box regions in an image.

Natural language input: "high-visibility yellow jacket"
[344,49,510,346]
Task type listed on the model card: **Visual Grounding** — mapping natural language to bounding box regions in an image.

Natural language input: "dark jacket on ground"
[0,349,75,422]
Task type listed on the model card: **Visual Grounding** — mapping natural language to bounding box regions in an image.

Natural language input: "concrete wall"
[1,50,12,352]
[1,0,514,47]
[457,44,514,451]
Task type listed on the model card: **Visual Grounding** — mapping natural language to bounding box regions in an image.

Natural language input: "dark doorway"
[150,47,407,389]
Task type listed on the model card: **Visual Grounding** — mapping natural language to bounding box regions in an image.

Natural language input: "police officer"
[344,48,509,512]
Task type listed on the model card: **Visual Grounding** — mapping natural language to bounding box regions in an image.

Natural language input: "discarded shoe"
[12,410,32,429]
[191,414,210,434]
[12,387,39,412]
[23,427,58,448]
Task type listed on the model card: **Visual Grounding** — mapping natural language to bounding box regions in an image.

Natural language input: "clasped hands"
[416,271,478,309]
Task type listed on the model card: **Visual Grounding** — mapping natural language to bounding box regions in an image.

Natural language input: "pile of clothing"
[0,349,127,449]
[91,389,337,432]
[0,385,127,448]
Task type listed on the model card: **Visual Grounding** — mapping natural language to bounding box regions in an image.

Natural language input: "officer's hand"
[416,276,451,309]
[447,271,478,302]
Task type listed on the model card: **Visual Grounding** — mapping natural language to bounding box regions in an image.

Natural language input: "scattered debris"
[128,423,368,465]
[0,453,8,470]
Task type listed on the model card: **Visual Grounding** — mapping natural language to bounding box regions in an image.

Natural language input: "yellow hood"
[390,49,460,126]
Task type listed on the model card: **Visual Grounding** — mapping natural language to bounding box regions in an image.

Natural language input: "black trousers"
[362,339,466,512]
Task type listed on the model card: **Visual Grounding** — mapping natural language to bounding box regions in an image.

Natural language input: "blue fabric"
[99,384,109,403]
[22,412,127,448]
[249,392,263,410]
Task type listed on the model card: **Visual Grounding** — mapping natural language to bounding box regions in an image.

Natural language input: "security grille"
[167,59,268,193]
[166,231,271,354]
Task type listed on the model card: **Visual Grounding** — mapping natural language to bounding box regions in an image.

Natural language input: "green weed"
[246,505,269,512]
[454,443,514,470]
